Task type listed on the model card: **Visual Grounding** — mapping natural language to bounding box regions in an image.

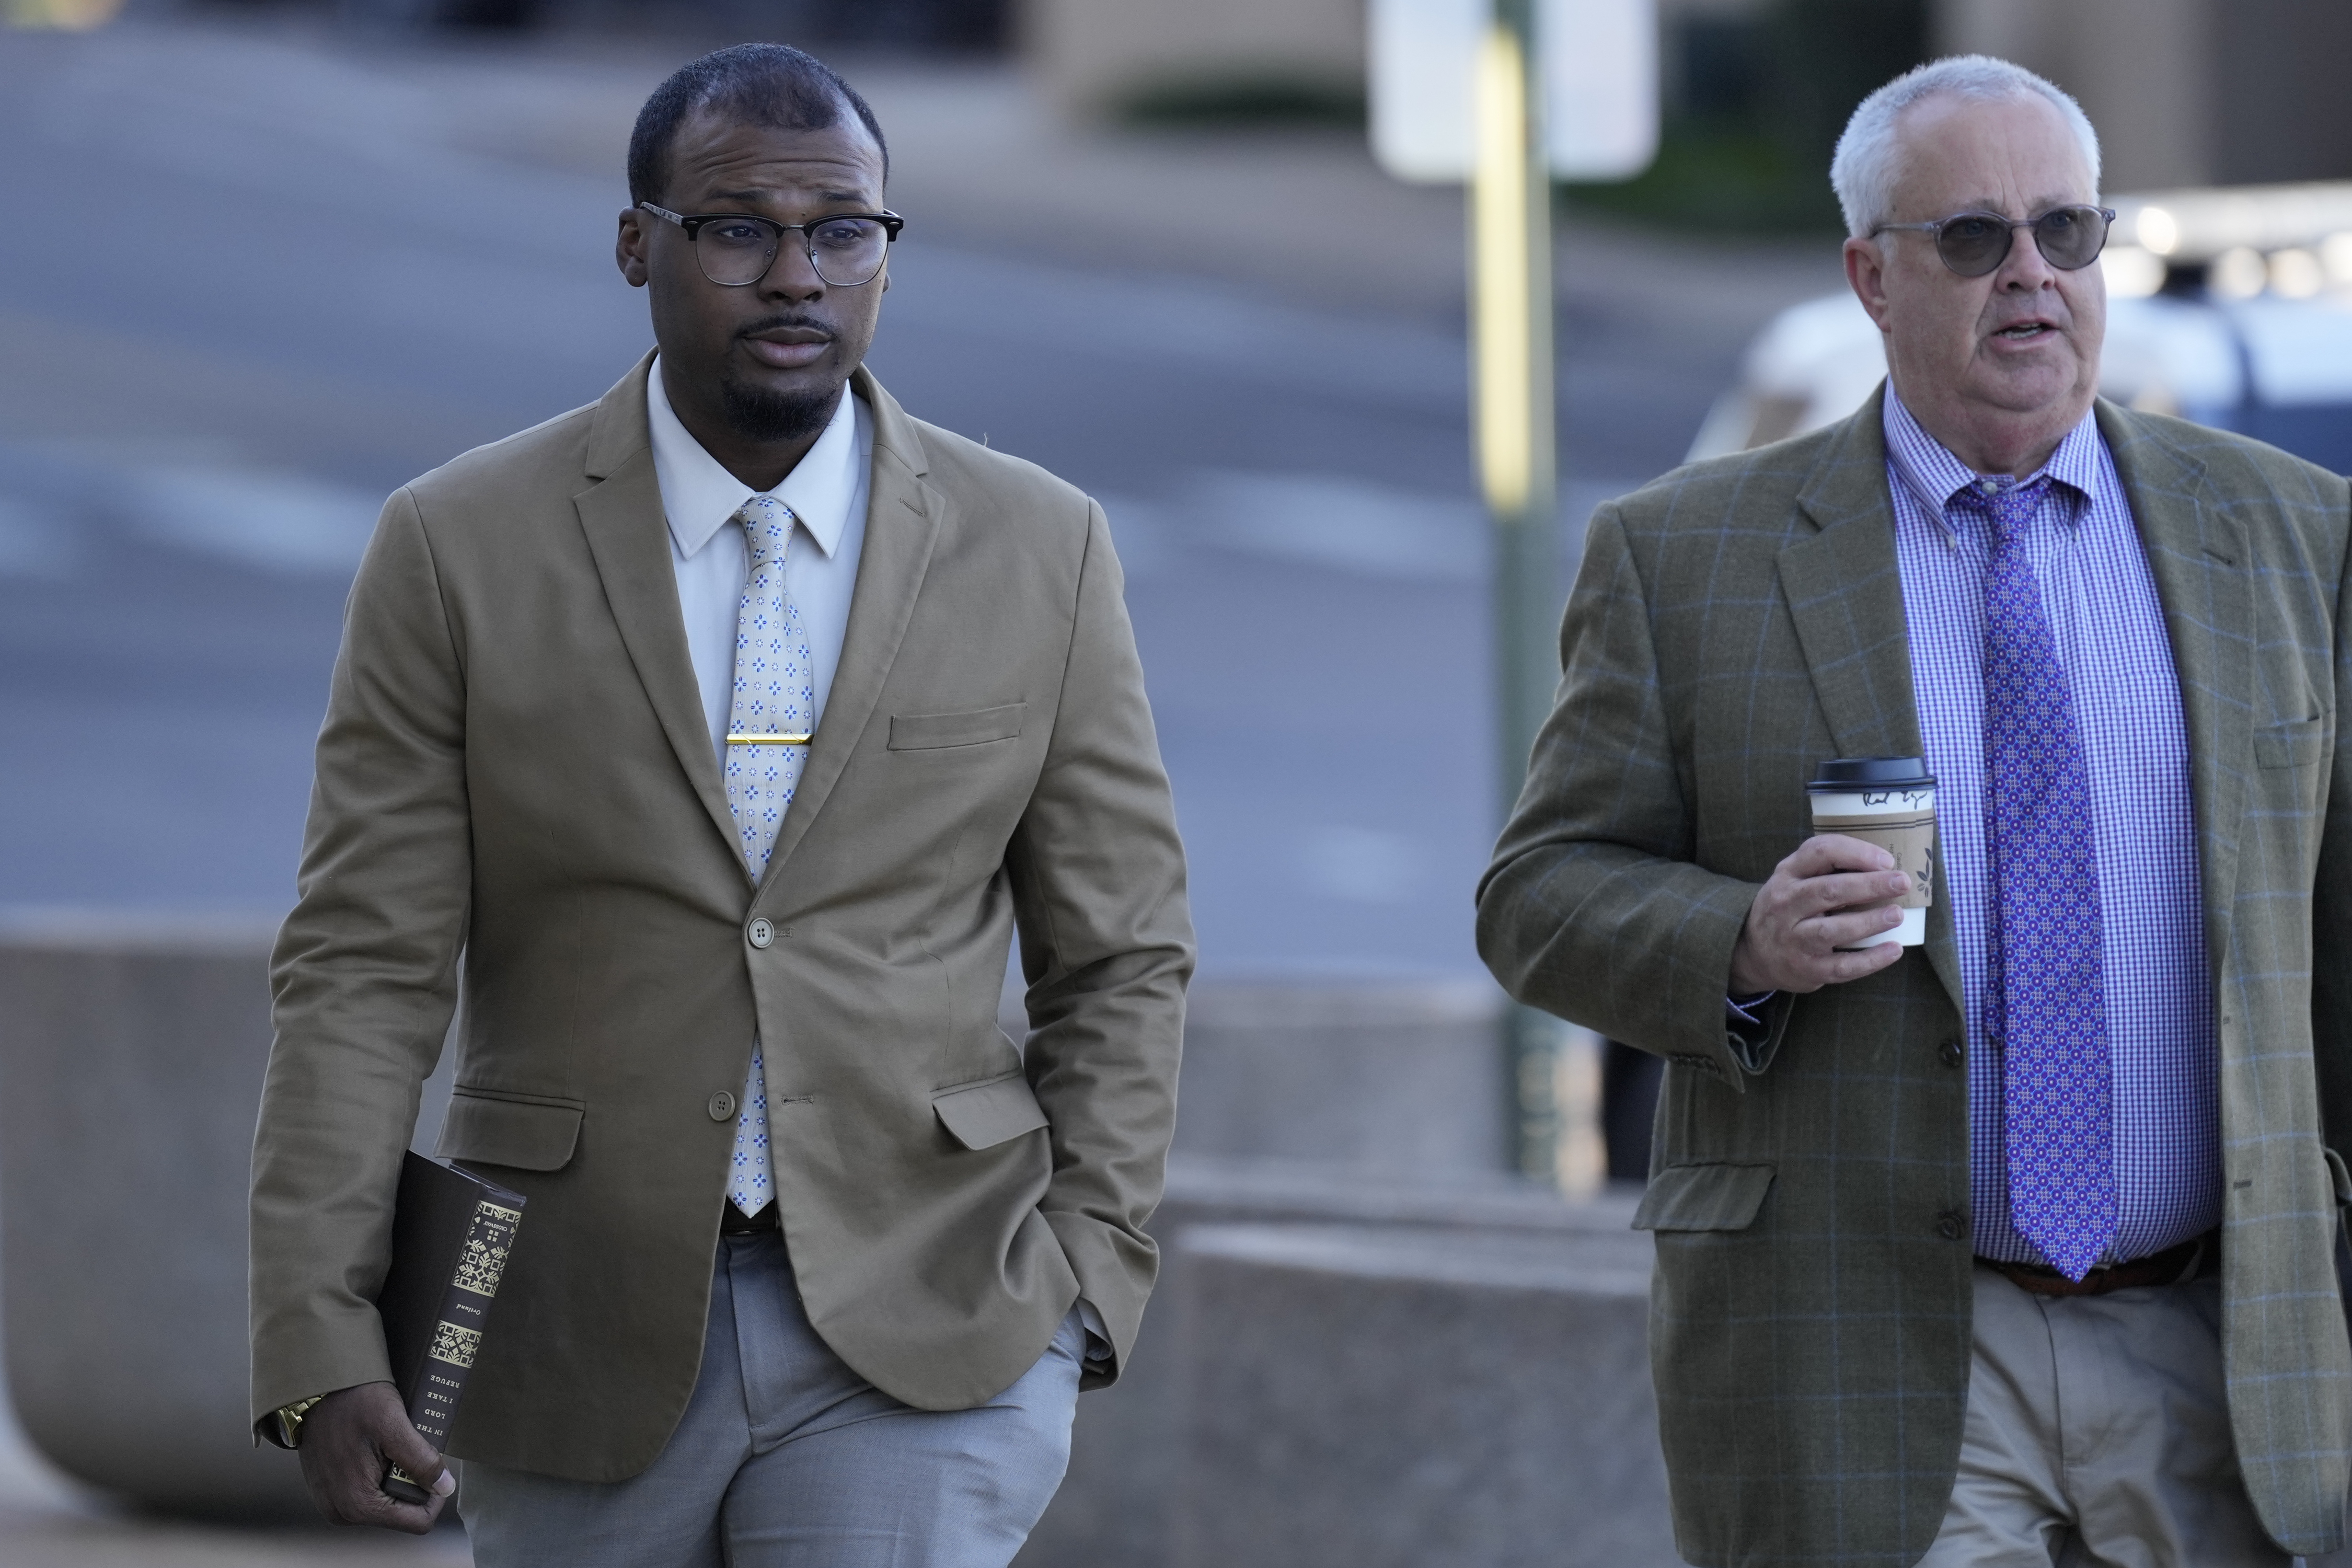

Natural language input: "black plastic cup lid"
[1807,756,1935,792]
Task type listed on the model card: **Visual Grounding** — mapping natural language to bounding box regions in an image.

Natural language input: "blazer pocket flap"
[933,1073,1049,1150]
[890,703,1026,751]
[434,1091,583,1172]
[1632,1162,1776,1232]
[2255,718,2324,768]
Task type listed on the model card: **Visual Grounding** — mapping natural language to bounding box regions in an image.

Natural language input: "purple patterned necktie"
[1977,475,2114,1281]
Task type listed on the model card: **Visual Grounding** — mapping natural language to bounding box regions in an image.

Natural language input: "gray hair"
[1829,55,2101,239]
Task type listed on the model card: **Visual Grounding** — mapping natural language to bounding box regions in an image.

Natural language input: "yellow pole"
[1472,0,1563,1184]
[1473,26,1547,518]
[2,0,122,26]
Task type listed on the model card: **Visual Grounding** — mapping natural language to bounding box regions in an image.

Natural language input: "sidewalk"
[0,1194,467,1566]
[0,1324,469,1565]
[0,1506,468,1568]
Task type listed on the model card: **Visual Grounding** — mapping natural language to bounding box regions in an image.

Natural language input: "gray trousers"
[460,1230,1084,1568]
[1917,1263,2286,1567]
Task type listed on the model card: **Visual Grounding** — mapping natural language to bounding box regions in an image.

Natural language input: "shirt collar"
[645,355,860,561]
[1882,385,2099,532]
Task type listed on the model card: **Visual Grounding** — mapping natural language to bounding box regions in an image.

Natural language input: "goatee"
[720,377,839,444]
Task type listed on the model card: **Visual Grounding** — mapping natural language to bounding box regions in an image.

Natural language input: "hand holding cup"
[1728,758,1940,995]
[1730,835,1917,994]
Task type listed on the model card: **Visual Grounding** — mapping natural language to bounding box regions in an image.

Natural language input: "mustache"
[734,315,837,342]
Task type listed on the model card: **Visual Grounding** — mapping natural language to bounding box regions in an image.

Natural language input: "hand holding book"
[291,1381,455,1535]
[374,1156,526,1503]
[280,1154,526,1530]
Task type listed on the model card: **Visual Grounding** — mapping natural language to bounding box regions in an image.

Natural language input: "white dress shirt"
[645,361,1113,1357]
[646,356,871,759]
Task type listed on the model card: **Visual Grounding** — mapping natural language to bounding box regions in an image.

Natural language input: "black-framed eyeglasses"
[639,202,904,288]
[1870,205,2117,278]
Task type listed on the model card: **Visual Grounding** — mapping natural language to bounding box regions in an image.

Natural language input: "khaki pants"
[1918,1263,2288,1567]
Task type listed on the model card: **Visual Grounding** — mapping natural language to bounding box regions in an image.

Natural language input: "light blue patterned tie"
[1978,475,2114,1280]
[721,495,813,1216]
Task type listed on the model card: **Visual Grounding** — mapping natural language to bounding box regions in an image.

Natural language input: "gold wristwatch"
[267,1395,325,1450]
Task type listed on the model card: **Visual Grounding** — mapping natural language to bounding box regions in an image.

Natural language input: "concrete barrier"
[0,920,1551,1535]
[0,914,307,1519]
[1172,1218,1675,1568]
[1017,1159,1661,1568]
[0,913,456,1521]
[1018,977,1616,1568]
[1167,983,1509,1179]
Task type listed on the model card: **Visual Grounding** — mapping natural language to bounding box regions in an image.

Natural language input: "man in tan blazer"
[1481,56,2352,1567]
[248,43,1191,1566]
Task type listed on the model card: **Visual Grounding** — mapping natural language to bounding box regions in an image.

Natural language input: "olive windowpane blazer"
[1479,389,2352,1566]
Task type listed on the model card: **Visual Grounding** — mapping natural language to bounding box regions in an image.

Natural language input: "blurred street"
[0,10,1837,979]
[0,9,1843,1558]
[20,0,2352,1560]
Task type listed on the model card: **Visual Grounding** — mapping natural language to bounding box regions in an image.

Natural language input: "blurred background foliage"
[1565,0,1929,232]
[126,0,2352,233]
[209,0,1017,49]
[1060,0,1934,229]
[1115,74,1367,129]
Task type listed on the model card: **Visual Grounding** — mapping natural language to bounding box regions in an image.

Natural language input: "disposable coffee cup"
[1806,757,1936,949]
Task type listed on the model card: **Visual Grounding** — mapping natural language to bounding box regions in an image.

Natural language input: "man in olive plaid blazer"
[1480,59,2352,1568]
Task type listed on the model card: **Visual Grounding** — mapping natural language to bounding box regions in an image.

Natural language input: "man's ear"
[1844,236,1893,333]
[616,207,652,290]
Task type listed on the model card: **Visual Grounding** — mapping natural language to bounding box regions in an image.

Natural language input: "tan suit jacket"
[249,356,1193,1482]
[1479,392,2352,1564]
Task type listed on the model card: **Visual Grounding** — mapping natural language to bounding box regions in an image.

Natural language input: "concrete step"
[1021,1161,1661,1568]
[1172,1219,1673,1568]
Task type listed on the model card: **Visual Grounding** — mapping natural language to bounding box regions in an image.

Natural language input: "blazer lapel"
[573,354,747,877]
[1777,389,1964,1016]
[750,367,945,898]
[2097,401,2245,979]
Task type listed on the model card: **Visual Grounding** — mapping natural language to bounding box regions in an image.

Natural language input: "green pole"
[1470,0,1563,1182]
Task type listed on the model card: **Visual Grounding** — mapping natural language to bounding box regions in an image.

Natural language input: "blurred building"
[1661,0,2352,193]
[1015,0,2352,189]
[1019,0,1363,120]
[1939,0,2352,191]
[322,0,1010,49]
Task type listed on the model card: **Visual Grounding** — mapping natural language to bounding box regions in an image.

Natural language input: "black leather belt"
[721,1200,779,1236]
[1983,1229,2216,1298]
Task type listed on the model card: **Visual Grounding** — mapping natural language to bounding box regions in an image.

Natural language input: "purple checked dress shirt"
[1882,390,2219,1266]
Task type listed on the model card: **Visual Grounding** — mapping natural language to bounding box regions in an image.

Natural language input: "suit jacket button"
[1940,1038,1965,1068]
[709,1090,737,1121]
[1935,1210,1966,1241]
[747,918,775,949]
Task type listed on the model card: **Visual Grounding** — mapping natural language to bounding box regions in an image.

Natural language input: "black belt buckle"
[721,1200,778,1236]
[1981,1228,2218,1297]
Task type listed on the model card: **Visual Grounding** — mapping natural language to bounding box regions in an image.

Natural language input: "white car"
[1689,182,2352,475]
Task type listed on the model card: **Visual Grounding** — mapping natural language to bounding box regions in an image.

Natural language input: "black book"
[374,1151,526,1503]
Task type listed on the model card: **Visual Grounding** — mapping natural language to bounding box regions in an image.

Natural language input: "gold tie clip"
[725,733,813,746]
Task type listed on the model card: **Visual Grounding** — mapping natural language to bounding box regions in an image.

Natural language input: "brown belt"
[720,1199,779,1236]
[1982,1230,2216,1298]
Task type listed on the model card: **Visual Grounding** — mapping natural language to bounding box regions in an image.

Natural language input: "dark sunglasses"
[1869,205,2117,278]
